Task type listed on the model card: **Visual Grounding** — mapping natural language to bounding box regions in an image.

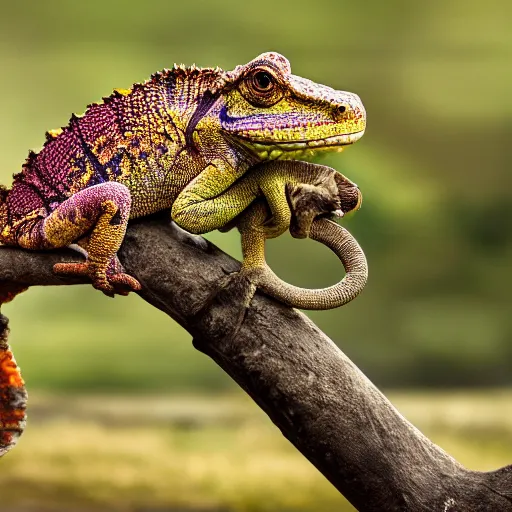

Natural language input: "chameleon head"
[218,52,366,161]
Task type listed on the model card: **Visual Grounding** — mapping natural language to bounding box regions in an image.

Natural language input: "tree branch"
[0,215,510,511]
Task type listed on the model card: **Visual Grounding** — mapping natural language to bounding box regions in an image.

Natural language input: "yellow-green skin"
[0,52,366,457]
[0,51,365,295]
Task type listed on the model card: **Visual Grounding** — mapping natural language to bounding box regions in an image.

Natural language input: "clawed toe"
[109,273,142,295]
[53,262,141,297]
[53,262,89,277]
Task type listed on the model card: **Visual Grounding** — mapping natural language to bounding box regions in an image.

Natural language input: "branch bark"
[0,215,511,512]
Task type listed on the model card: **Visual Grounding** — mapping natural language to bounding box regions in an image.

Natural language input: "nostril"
[333,105,347,120]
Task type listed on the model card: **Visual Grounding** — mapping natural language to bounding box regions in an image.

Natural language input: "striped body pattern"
[2,67,223,239]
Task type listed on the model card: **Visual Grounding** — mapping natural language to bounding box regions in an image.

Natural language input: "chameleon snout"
[330,92,366,136]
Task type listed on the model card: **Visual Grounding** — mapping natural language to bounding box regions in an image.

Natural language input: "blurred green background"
[0,0,510,511]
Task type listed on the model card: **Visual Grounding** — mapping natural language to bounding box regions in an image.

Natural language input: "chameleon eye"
[240,68,283,107]
[253,71,273,92]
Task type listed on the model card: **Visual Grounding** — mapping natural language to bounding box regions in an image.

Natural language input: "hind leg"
[17,182,140,296]
[68,235,136,297]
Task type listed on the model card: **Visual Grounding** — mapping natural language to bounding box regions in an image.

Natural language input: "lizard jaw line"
[246,130,365,148]
[244,131,365,161]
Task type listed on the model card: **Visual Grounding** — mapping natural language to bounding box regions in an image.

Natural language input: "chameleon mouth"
[253,130,365,149]
[244,130,365,161]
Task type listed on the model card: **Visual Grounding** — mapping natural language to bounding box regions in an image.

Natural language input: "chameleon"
[0,52,366,457]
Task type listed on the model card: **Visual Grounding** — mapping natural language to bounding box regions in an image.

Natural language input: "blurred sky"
[0,0,510,390]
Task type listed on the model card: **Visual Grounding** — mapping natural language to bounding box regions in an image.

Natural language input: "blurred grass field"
[1,390,511,512]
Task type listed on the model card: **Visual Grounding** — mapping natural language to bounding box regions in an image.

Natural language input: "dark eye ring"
[252,71,274,92]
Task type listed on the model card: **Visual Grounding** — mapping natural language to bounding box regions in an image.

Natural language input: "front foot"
[53,257,141,297]
[287,171,362,239]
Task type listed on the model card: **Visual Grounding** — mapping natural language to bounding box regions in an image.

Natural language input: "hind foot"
[53,256,141,297]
